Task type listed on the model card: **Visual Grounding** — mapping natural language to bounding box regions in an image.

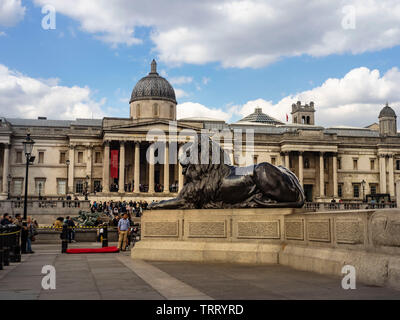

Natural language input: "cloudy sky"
[1,0,400,128]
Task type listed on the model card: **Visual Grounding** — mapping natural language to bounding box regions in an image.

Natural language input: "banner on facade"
[110,150,119,179]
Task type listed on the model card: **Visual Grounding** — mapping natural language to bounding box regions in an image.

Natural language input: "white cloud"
[232,67,400,127]
[0,31,6,36]
[177,102,230,121]
[0,64,107,120]
[0,0,25,27]
[175,88,189,99]
[169,76,193,85]
[32,0,400,68]
[202,77,211,85]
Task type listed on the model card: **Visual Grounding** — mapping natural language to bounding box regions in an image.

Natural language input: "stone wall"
[132,208,400,290]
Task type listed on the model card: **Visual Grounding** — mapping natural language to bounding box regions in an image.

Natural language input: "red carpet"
[66,246,120,254]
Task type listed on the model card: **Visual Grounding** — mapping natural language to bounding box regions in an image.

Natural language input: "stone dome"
[238,107,283,125]
[130,59,176,104]
[379,103,396,118]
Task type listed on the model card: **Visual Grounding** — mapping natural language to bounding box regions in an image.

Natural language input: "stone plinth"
[132,208,299,264]
[132,208,400,290]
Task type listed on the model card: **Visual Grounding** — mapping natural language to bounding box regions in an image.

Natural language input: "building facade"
[0,60,399,203]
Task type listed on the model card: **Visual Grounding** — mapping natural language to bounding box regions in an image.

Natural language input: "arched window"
[306,116,310,124]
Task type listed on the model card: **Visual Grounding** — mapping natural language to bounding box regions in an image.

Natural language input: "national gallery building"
[0,60,399,203]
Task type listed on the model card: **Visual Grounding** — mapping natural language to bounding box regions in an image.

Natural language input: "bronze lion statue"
[149,137,305,209]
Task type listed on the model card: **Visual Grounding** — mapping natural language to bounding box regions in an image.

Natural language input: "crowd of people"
[1,213,38,254]
[89,200,149,219]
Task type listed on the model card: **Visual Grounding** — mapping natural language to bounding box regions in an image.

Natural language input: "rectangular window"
[16,151,22,163]
[338,183,343,198]
[253,155,258,164]
[353,159,358,170]
[60,152,66,164]
[271,157,276,165]
[353,184,360,198]
[95,151,102,164]
[370,184,377,195]
[75,180,84,194]
[396,160,400,171]
[57,180,66,195]
[38,152,44,164]
[337,158,341,170]
[12,179,23,195]
[78,152,83,164]
[370,159,375,170]
[94,180,101,193]
[35,179,45,195]
[324,158,328,170]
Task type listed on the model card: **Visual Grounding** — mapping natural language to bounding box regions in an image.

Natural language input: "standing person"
[26,216,36,254]
[117,213,130,251]
[1,213,11,225]
[65,216,76,243]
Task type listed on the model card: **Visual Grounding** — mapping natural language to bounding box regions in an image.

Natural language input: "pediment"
[104,119,200,133]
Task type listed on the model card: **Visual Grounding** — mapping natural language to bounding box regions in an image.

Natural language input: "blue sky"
[1,0,400,127]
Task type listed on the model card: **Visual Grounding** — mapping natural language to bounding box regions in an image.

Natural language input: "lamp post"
[85,175,89,200]
[361,179,366,203]
[22,133,35,220]
[66,159,70,195]
[7,174,11,200]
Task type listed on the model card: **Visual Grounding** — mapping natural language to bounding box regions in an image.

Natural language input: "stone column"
[379,154,387,194]
[86,146,93,192]
[333,153,338,198]
[396,179,400,208]
[68,145,75,193]
[134,142,140,193]
[102,141,110,193]
[119,141,125,194]
[388,154,395,197]
[319,152,325,197]
[298,152,303,187]
[285,152,290,168]
[148,143,155,193]
[178,144,184,192]
[164,142,169,193]
[2,144,10,194]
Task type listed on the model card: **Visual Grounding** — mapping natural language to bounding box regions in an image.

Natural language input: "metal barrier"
[0,224,22,270]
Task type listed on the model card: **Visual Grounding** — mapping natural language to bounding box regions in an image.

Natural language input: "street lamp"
[66,159,70,195]
[7,174,11,200]
[22,133,35,220]
[85,175,89,200]
[361,179,366,203]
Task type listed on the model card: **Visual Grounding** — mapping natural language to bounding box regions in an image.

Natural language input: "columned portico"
[2,144,10,194]
[319,152,325,197]
[118,141,125,193]
[134,142,140,193]
[285,152,290,168]
[388,154,395,197]
[178,143,184,192]
[298,152,303,186]
[68,145,75,193]
[332,153,338,198]
[164,142,169,193]
[379,154,387,194]
[103,141,110,193]
[148,143,155,193]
